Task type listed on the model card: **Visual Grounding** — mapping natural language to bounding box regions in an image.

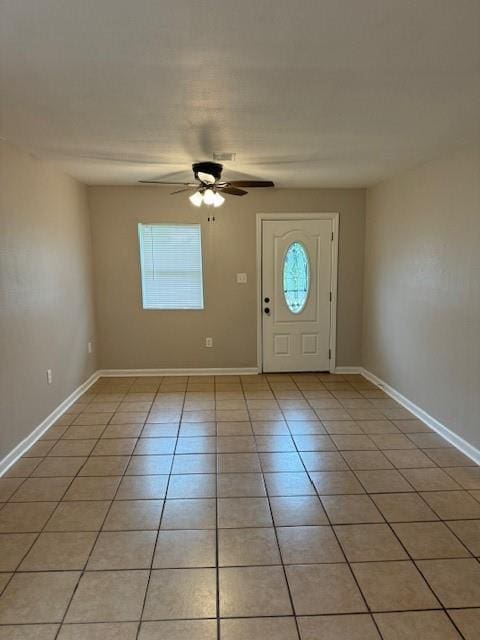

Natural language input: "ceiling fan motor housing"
[193,161,223,181]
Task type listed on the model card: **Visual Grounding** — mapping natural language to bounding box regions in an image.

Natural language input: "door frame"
[256,212,339,374]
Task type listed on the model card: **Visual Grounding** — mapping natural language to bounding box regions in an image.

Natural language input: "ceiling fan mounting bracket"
[192,161,223,181]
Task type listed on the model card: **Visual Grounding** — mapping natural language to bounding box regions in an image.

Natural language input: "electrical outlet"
[205,337,213,348]
[46,369,52,384]
[88,341,93,354]
[236,273,247,284]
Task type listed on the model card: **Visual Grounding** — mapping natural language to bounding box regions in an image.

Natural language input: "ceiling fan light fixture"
[213,192,225,207]
[203,188,216,206]
[189,190,203,207]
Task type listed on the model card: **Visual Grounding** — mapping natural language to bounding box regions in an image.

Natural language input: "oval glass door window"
[283,242,310,313]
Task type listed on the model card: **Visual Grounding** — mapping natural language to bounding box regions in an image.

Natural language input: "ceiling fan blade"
[227,180,275,188]
[139,180,196,185]
[219,186,248,196]
[197,171,216,185]
[170,187,195,195]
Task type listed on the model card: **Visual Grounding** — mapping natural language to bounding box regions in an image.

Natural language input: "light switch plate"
[236,273,247,284]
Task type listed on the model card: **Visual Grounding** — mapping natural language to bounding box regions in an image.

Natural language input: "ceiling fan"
[139,161,274,207]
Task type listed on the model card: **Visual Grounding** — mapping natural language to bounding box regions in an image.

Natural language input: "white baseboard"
[334,366,363,374]
[361,368,480,465]
[98,367,259,377]
[0,371,100,477]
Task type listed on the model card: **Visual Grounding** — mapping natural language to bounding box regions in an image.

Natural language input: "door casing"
[256,212,339,373]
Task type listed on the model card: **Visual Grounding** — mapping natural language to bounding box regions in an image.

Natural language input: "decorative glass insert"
[283,242,310,313]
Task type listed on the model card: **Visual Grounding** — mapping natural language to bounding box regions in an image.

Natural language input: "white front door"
[261,218,334,372]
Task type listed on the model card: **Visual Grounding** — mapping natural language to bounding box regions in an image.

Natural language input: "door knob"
[264,307,270,314]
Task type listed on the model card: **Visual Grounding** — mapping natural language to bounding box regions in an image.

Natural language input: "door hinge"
[328,348,331,360]
[331,232,334,241]
[329,291,332,302]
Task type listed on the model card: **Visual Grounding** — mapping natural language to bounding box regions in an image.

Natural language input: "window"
[138,223,204,309]
[283,241,310,313]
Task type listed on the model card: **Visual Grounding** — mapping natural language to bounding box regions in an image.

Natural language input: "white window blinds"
[138,223,204,309]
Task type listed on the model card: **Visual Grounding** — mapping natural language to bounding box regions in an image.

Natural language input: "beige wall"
[0,141,97,459]
[88,187,365,370]
[363,145,480,451]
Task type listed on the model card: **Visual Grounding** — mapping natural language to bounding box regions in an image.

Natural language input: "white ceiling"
[1,0,479,187]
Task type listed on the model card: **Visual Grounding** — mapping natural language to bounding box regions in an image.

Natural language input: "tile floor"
[0,373,479,639]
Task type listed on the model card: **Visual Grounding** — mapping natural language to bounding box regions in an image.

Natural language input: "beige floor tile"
[19,532,96,570]
[0,533,36,571]
[371,493,438,522]
[10,477,71,502]
[417,558,480,607]
[445,467,480,490]
[171,454,216,474]
[383,449,435,468]
[0,479,24,501]
[400,468,461,491]
[287,420,326,435]
[259,452,304,472]
[217,473,266,497]
[392,521,471,559]
[87,530,156,569]
[220,565,292,617]
[116,475,167,499]
[126,455,172,475]
[161,498,216,529]
[286,563,366,615]
[102,424,143,439]
[292,435,337,452]
[446,519,480,555]
[62,426,106,440]
[103,499,162,530]
[392,419,430,433]
[175,436,217,455]
[355,470,413,493]
[341,450,393,470]
[32,457,87,477]
[221,617,299,640]
[374,611,461,639]
[65,570,149,622]
[251,421,289,435]
[299,451,348,471]
[297,614,380,639]
[334,524,407,561]
[79,456,130,476]
[168,473,216,498]
[154,530,216,568]
[420,490,480,519]
[217,497,273,528]
[322,420,364,436]
[139,620,216,640]
[277,525,344,564]
[256,435,297,452]
[143,422,180,437]
[424,449,476,467]
[217,453,262,473]
[264,472,316,496]
[321,495,384,524]
[351,560,440,611]
[23,441,55,457]
[0,624,60,640]
[407,433,451,448]
[270,496,328,526]
[369,434,416,450]
[217,436,257,453]
[4,458,42,478]
[111,412,148,424]
[358,420,400,434]
[217,422,253,436]
[447,608,480,640]
[64,476,121,500]
[219,528,280,566]
[330,435,376,451]
[58,622,138,639]
[135,437,177,455]
[143,568,216,620]
[45,501,110,531]
[0,571,80,623]
[310,471,365,495]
